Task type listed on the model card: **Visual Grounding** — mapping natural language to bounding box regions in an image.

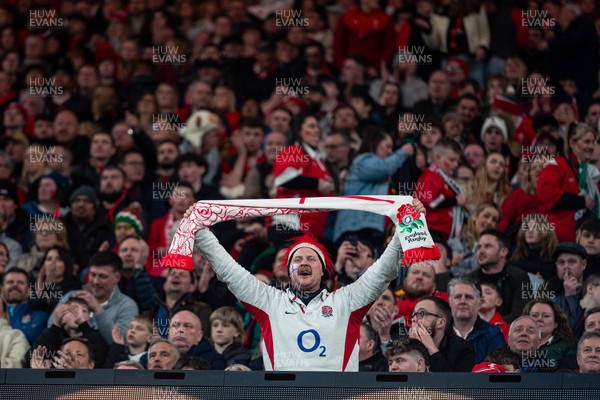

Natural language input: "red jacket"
[514,116,536,146]
[333,6,396,69]
[488,311,509,344]
[415,166,459,240]
[272,145,332,238]
[536,155,582,242]
[498,187,539,233]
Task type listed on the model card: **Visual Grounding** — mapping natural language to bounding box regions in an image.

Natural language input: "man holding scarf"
[181,198,425,371]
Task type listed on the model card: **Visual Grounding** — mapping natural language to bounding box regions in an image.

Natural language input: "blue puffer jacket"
[461,316,506,364]
[333,149,409,242]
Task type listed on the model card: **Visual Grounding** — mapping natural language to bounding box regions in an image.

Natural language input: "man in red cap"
[187,198,425,371]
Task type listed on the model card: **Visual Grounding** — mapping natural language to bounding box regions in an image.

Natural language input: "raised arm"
[193,227,277,309]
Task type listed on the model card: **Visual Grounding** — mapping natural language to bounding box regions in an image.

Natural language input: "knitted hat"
[481,116,508,142]
[69,185,99,209]
[446,57,469,76]
[283,233,334,280]
[114,202,144,237]
[179,110,220,149]
[492,94,520,115]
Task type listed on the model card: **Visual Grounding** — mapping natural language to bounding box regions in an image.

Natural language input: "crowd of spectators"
[1,0,600,374]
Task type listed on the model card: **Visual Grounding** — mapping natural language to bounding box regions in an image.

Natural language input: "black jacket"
[221,343,250,367]
[63,212,116,268]
[187,338,226,370]
[428,333,476,372]
[359,350,388,372]
[468,264,530,323]
[32,322,108,368]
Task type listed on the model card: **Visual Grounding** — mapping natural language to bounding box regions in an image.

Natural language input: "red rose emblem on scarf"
[396,204,424,233]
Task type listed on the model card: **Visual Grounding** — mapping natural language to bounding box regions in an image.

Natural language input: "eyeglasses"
[410,310,441,320]
[325,143,345,149]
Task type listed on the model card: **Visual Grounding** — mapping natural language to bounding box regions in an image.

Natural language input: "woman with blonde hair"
[465,152,511,213]
[212,85,240,131]
[19,145,46,194]
[511,214,559,281]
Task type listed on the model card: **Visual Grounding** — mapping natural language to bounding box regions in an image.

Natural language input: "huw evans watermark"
[521,10,556,29]
[152,114,185,133]
[521,77,556,98]
[152,46,187,65]
[275,78,309,97]
[29,78,63,97]
[29,9,64,29]
[397,46,432,65]
[275,9,309,29]
[398,114,432,132]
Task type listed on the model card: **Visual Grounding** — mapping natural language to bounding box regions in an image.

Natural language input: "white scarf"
[162,195,440,271]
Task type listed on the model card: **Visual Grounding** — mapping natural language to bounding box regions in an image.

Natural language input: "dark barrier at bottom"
[0,370,596,400]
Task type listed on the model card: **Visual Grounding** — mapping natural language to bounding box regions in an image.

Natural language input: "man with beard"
[0,268,48,345]
[186,199,424,371]
[467,229,529,323]
[147,338,180,370]
[448,277,506,363]
[409,296,475,372]
[63,186,116,269]
[117,235,156,311]
[47,251,139,345]
[396,262,449,328]
[155,140,179,182]
[167,310,225,369]
[98,165,134,222]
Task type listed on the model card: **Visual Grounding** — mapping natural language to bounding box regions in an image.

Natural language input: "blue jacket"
[333,149,409,242]
[8,303,48,345]
[463,317,506,364]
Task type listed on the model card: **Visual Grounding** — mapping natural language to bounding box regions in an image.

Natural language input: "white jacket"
[195,228,403,371]
[0,318,29,368]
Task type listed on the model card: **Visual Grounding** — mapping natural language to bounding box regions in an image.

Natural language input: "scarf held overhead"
[162,195,440,271]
